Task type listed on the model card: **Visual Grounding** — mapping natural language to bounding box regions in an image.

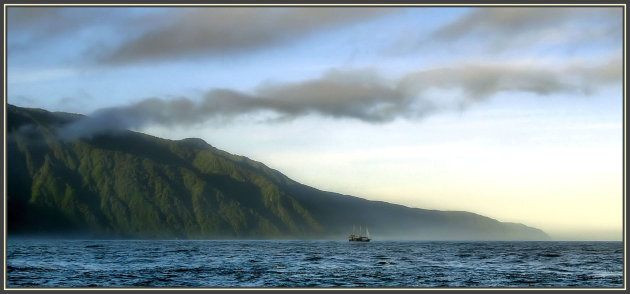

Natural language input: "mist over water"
[7,240,623,288]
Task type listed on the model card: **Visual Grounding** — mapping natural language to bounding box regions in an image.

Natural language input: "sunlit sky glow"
[5,6,624,240]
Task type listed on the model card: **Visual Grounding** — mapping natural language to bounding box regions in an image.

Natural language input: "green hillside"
[5,104,549,240]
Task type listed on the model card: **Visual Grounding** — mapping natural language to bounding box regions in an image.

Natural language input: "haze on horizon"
[5,6,624,241]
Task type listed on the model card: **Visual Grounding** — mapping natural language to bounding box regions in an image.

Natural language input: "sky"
[5,6,624,241]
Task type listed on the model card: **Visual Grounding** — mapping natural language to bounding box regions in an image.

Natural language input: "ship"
[348,225,371,242]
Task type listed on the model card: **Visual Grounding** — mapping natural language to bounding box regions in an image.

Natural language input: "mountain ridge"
[5,104,550,240]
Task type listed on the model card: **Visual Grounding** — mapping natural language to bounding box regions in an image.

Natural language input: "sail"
[348,224,371,242]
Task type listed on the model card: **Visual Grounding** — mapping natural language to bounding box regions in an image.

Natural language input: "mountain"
[5,104,550,240]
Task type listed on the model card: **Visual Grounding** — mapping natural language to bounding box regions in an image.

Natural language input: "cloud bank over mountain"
[59,58,621,140]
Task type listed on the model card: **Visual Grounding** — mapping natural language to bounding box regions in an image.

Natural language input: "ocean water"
[6,240,624,288]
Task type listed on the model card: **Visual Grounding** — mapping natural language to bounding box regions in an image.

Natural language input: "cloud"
[7,7,117,49]
[58,58,621,141]
[7,7,71,51]
[434,7,620,38]
[103,7,393,64]
[393,7,622,55]
[7,7,394,66]
[7,7,65,30]
[401,60,621,99]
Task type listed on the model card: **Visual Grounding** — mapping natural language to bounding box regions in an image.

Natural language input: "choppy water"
[6,240,624,288]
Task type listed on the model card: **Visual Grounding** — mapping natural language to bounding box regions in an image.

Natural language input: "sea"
[5,240,624,288]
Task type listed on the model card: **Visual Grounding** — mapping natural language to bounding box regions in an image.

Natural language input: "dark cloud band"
[391,7,622,55]
[103,7,394,64]
[58,59,621,141]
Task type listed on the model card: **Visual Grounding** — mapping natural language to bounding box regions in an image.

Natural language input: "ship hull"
[348,235,371,242]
